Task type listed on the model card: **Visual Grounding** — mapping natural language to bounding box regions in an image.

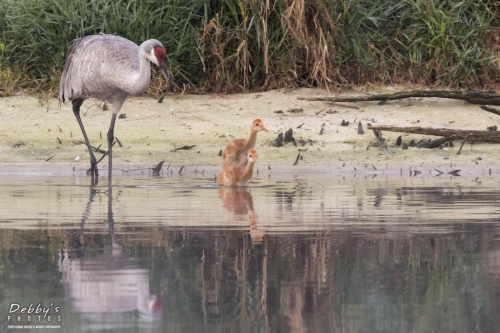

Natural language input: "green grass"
[0,0,498,94]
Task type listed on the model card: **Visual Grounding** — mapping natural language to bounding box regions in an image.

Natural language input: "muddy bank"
[0,86,499,177]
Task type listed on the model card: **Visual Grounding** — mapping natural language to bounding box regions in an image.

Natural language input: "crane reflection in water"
[58,182,165,330]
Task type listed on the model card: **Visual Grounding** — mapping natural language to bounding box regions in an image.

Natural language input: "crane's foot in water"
[86,161,99,184]
[88,143,113,179]
[86,168,99,176]
[86,169,99,185]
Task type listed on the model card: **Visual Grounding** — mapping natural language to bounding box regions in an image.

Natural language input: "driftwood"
[479,105,500,116]
[367,124,500,143]
[298,89,500,105]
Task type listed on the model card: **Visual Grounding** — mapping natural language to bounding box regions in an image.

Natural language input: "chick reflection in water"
[218,186,265,244]
[59,183,164,330]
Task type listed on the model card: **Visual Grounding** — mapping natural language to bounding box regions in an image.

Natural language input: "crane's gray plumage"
[59,34,173,183]
[60,35,171,102]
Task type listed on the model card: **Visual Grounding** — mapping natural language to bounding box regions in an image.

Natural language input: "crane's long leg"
[107,100,124,182]
[107,113,117,182]
[72,98,99,179]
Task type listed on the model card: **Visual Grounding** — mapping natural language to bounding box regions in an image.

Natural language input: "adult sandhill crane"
[59,34,173,181]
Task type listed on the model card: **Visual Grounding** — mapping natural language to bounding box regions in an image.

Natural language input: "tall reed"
[0,0,498,94]
[3,0,205,91]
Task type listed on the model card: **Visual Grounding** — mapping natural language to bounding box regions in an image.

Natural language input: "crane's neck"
[241,161,255,182]
[123,48,152,95]
[243,129,258,151]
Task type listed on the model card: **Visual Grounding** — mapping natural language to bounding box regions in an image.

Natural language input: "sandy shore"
[1,86,499,177]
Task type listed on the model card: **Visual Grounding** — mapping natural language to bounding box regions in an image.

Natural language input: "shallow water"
[1,172,500,332]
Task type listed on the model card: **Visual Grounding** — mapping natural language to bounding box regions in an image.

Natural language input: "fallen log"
[298,89,500,105]
[367,124,500,143]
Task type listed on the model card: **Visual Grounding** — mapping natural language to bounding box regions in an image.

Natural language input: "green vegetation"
[0,0,498,95]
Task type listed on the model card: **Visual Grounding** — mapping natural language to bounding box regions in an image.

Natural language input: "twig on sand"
[457,136,468,155]
[171,145,196,152]
[115,137,123,147]
[326,102,359,109]
[91,145,107,154]
[293,153,301,165]
[95,142,116,165]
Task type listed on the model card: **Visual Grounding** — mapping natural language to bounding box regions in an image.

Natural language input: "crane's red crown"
[154,46,166,61]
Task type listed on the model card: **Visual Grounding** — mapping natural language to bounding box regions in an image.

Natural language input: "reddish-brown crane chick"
[222,119,267,169]
[217,150,258,187]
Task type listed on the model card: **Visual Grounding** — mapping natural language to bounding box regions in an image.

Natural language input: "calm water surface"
[0,172,499,332]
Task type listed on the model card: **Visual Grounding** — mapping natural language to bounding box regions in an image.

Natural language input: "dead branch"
[479,105,500,116]
[367,124,500,143]
[298,89,500,105]
[457,136,468,155]
[293,153,301,165]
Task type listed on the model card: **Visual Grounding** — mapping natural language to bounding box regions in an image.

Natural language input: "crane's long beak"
[159,61,173,93]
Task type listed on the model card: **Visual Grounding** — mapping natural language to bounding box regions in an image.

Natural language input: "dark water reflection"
[0,173,500,332]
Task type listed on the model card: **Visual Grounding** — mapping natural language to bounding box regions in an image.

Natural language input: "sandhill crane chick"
[222,119,267,169]
[218,149,258,187]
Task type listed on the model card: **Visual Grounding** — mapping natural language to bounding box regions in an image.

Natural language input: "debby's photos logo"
[6,303,62,330]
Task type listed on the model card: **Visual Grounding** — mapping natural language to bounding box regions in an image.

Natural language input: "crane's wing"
[59,37,85,102]
[59,35,139,102]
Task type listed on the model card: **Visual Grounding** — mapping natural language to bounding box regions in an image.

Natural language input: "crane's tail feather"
[59,38,84,102]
